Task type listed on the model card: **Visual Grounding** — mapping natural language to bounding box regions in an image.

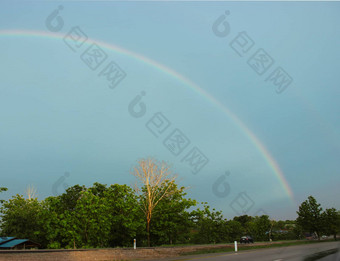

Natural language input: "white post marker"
[234,241,238,252]
[134,239,136,250]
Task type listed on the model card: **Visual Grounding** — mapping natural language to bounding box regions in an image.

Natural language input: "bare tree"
[26,184,37,200]
[132,158,177,247]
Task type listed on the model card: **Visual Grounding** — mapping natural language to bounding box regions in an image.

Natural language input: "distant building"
[0,237,40,250]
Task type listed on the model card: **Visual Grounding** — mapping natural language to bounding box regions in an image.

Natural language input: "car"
[240,236,254,244]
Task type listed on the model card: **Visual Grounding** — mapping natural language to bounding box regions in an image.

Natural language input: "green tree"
[71,190,111,248]
[0,187,7,204]
[191,204,227,244]
[37,196,63,248]
[247,215,271,241]
[293,223,304,239]
[38,185,87,249]
[58,184,86,212]
[270,220,299,241]
[225,220,243,242]
[296,196,323,240]
[149,183,196,245]
[322,208,340,240]
[0,195,44,245]
[103,184,143,247]
[39,183,142,249]
[233,215,252,229]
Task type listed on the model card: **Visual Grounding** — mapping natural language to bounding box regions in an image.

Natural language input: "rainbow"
[0,29,294,201]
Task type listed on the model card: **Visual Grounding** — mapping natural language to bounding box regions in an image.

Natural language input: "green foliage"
[150,183,196,245]
[292,223,304,239]
[38,183,143,249]
[297,196,324,239]
[0,187,8,204]
[269,220,300,240]
[246,215,271,241]
[0,194,45,245]
[0,184,338,249]
[103,184,143,247]
[233,215,253,228]
[321,208,340,240]
[190,204,227,244]
[224,220,243,242]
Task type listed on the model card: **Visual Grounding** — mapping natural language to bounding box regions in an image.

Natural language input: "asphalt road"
[318,251,340,261]
[157,242,340,261]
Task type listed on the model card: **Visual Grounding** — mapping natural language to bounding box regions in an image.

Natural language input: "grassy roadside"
[181,240,337,256]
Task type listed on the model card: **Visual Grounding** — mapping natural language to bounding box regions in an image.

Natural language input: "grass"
[180,239,337,256]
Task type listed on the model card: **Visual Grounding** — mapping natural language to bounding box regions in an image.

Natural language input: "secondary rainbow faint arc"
[0,29,294,200]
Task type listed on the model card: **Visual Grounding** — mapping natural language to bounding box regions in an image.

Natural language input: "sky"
[0,1,339,220]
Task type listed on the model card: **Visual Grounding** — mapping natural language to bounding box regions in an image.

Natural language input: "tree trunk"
[147,219,150,247]
[315,231,320,240]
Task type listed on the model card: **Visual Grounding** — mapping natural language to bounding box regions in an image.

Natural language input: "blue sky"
[0,1,339,220]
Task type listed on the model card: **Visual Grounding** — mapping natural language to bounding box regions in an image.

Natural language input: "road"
[318,251,340,261]
[155,242,340,261]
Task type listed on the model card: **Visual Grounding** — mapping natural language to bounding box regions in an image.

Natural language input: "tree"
[322,208,340,240]
[233,215,253,228]
[293,223,304,239]
[39,183,142,249]
[247,215,271,241]
[270,220,299,241]
[0,187,8,204]
[132,158,178,246]
[224,220,243,242]
[103,184,143,247]
[233,215,253,235]
[190,204,227,244]
[296,196,323,240]
[38,184,87,249]
[150,183,196,245]
[58,184,86,212]
[37,196,63,248]
[0,195,44,245]
[26,185,37,200]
